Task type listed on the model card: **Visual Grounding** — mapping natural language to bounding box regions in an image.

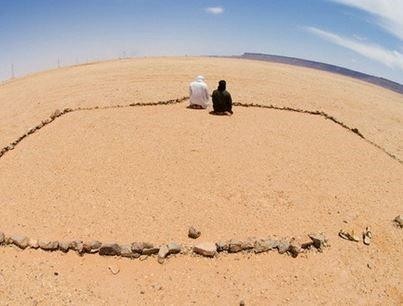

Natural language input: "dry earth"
[0,57,402,305]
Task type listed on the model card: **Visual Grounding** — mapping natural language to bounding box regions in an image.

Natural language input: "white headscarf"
[196,75,205,82]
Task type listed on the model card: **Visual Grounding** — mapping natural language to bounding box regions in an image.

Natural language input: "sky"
[0,0,402,83]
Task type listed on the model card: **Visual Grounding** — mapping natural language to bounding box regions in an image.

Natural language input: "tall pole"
[57,58,61,68]
[11,64,15,79]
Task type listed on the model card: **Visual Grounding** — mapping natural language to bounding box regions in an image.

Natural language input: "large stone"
[11,235,29,249]
[99,243,121,256]
[308,233,328,250]
[193,242,217,257]
[38,240,59,251]
[188,226,201,239]
[254,239,278,253]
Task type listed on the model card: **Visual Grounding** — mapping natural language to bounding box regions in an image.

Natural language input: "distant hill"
[235,53,403,95]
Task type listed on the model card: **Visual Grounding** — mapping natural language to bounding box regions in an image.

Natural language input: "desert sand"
[0,57,402,305]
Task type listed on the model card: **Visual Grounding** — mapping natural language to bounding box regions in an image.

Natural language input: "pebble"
[193,242,217,257]
[11,235,29,249]
[394,215,403,228]
[38,240,59,251]
[188,226,201,239]
[99,243,121,256]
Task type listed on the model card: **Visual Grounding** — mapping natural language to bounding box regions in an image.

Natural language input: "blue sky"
[1,0,402,83]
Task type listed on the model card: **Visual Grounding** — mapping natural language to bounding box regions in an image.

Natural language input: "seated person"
[212,80,233,115]
[189,76,209,109]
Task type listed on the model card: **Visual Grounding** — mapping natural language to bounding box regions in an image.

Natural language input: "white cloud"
[305,26,403,70]
[205,6,224,15]
[330,0,403,40]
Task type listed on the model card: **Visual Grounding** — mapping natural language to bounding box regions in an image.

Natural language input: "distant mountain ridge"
[234,53,403,95]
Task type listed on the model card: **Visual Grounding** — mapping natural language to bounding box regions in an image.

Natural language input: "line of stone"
[0,97,189,160]
[0,97,399,165]
[0,232,328,263]
[233,102,402,164]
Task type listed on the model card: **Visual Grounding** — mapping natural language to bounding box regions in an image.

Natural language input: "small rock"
[121,244,139,258]
[89,240,102,253]
[167,243,181,254]
[394,215,403,228]
[99,243,121,256]
[38,240,59,251]
[216,241,229,252]
[131,242,145,254]
[188,226,201,239]
[142,246,159,256]
[108,264,120,275]
[240,239,255,251]
[288,239,302,258]
[59,241,70,253]
[308,233,328,250]
[254,239,278,253]
[276,240,290,254]
[158,245,169,264]
[193,242,217,257]
[28,238,39,249]
[0,232,5,244]
[69,240,84,254]
[240,300,246,306]
[50,109,61,119]
[228,240,243,253]
[11,235,29,249]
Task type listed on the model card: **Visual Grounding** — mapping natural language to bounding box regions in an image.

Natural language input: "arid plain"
[0,57,402,304]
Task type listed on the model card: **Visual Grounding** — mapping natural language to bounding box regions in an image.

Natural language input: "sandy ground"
[0,58,402,305]
[0,57,402,159]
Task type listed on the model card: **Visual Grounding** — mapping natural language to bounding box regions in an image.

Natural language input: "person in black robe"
[212,80,233,115]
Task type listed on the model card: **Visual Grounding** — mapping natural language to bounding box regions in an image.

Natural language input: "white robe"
[189,77,210,108]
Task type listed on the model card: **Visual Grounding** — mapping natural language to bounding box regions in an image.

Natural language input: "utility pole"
[57,58,61,68]
[11,64,15,79]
